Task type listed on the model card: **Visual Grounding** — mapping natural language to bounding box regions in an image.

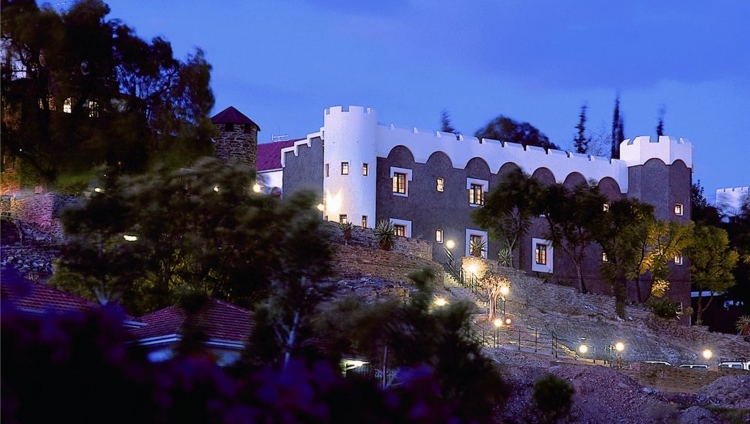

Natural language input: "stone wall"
[325,221,433,261]
[623,363,749,394]
[214,124,257,166]
[3,190,75,243]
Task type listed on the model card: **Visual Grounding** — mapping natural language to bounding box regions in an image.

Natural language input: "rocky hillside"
[330,244,750,423]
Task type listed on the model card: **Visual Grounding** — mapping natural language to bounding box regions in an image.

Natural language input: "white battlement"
[620,135,693,169]
[316,107,694,195]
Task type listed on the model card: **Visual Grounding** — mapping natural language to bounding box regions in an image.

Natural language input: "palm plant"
[375,220,395,251]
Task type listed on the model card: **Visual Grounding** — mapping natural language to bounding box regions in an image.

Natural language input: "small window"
[341,162,349,175]
[88,100,99,118]
[392,173,407,194]
[436,177,444,192]
[469,183,484,205]
[603,203,610,212]
[224,123,234,132]
[325,163,330,177]
[602,252,608,262]
[535,243,548,265]
[394,224,406,237]
[435,229,444,243]
[676,302,683,313]
[339,214,347,224]
[674,203,683,216]
[674,254,683,265]
[469,234,484,257]
[362,163,369,176]
[63,98,73,113]
[362,215,368,228]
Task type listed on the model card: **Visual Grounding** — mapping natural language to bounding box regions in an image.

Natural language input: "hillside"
[331,243,750,423]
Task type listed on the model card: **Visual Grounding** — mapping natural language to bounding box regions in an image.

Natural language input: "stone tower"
[210,106,260,167]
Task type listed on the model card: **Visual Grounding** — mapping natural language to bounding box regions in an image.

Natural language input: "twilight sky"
[103,0,749,203]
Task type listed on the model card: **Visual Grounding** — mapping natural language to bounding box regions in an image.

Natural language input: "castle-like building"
[212,105,694,311]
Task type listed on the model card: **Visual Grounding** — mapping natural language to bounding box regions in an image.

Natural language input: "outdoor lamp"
[615,342,625,353]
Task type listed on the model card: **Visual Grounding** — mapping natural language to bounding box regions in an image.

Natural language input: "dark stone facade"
[282,137,324,199]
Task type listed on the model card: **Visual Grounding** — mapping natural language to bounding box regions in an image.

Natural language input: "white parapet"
[619,135,693,169]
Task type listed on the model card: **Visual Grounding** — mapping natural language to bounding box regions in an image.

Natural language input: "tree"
[573,104,591,154]
[637,220,694,301]
[312,268,508,422]
[691,180,723,227]
[481,271,511,321]
[686,224,738,325]
[475,115,559,150]
[656,106,665,137]
[537,182,608,294]
[1,0,215,189]
[589,198,655,317]
[51,157,333,315]
[472,168,542,268]
[610,95,625,159]
[439,109,458,135]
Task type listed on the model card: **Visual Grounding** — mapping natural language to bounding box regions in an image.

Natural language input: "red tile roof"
[210,106,260,130]
[129,299,252,344]
[257,139,299,171]
[1,275,98,314]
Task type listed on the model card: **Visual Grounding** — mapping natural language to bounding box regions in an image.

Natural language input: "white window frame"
[674,203,684,216]
[466,178,488,207]
[435,228,444,243]
[531,238,553,273]
[390,167,413,197]
[465,229,488,259]
[390,218,412,238]
[436,177,445,192]
[674,254,683,265]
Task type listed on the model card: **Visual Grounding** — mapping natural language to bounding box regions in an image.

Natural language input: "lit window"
[602,252,608,262]
[394,224,406,237]
[362,163,369,176]
[465,230,488,258]
[674,254,683,265]
[531,238,553,273]
[63,98,73,113]
[87,100,99,118]
[469,234,484,257]
[436,177,444,192]
[325,163,330,177]
[392,173,406,194]
[339,214,347,224]
[341,162,349,175]
[469,183,484,205]
[603,203,610,212]
[674,203,683,216]
[535,243,548,265]
[390,167,412,197]
[362,215,368,228]
[435,229,444,243]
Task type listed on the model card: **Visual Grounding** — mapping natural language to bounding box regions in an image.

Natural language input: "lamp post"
[702,348,713,364]
[499,284,509,319]
[613,341,625,369]
[493,318,503,348]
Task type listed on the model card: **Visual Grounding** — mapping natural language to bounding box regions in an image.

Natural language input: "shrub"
[340,222,354,244]
[650,297,679,319]
[530,373,575,424]
[374,220,395,251]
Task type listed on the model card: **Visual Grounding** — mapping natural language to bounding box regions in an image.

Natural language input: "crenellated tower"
[321,106,378,227]
[620,135,693,222]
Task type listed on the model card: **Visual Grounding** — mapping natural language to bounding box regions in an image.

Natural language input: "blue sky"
[103,0,748,203]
